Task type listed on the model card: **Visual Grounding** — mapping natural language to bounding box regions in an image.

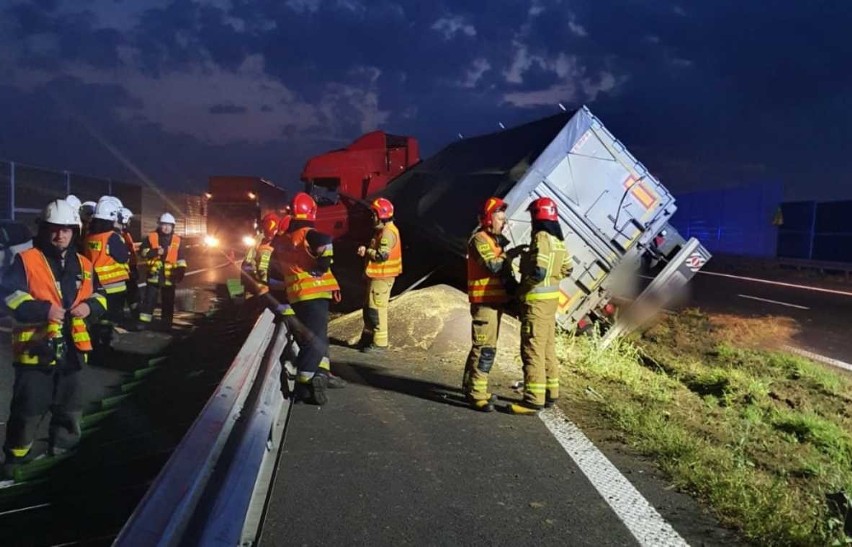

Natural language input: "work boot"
[468,393,497,413]
[508,401,543,416]
[295,374,329,406]
[545,396,558,409]
[327,372,347,389]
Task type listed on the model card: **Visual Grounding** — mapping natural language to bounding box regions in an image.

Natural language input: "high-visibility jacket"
[123,231,139,269]
[518,231,572,302]
[365,222,402,279]
[254,241,274,283]
[467,231,510,304]
[85,232,129,294]
[144,232,186,286]
[10,249,95,365]
[279,227,340,303]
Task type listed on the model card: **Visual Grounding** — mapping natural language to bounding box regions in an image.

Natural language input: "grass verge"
[558,309,852,546]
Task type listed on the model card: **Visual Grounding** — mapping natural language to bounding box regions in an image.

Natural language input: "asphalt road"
[676,269,852,364]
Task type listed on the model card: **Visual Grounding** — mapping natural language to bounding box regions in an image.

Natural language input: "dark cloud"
[209,103,248,114]
[0,0,851,203]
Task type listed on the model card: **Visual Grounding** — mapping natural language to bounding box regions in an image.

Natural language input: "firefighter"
[462,197,524,412]
[1,199,107,478]
[83,198,130,365]
[243,213,279,293]
[119,208,141,318]
[138,213,187,331]
[510,197,573,416]
[269,192,340,405]
[356,197,402,352]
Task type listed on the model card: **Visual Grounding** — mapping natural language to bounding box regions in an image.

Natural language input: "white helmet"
[42,199,81,228]
[94,198,121,221]
[119,207,133,225]
[80,201,97,222]
[159,212,176,225]
[65,194,82,210]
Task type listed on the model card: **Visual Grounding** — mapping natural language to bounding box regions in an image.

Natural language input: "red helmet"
[278,213,292,235]
[261,213,280,239]
[528,197,558,221]
[291,192,317,221]
[479,197,507,227]
[370,197,394,221]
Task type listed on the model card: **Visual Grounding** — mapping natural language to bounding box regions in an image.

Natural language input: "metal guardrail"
[775,257,852,279]
[114,308,296,546]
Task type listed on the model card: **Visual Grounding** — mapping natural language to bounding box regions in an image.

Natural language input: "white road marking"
[699,270,852,297]
[737,294,810,310]
[0,326,10,333]
[540,405,689,547]
[137,262,231,288]
[0,502,51,515]
[784,346,852,373]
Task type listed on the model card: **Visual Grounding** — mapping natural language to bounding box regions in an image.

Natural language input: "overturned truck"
[379,106,712,345]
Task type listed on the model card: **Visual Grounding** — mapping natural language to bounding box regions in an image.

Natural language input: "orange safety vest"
[279,227,340,303]
[365,222,402,279]
[85,232,129,294]
[12,248,94,365]
[467,231,509,305]
[146,232,182,285]
[123,231,138,268]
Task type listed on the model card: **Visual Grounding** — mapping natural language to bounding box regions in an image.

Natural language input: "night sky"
[0,0,850,201]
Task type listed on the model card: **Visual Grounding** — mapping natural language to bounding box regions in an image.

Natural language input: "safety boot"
[508,401,543,416]
[545,396,558,409]
[468,393,497,413]
[295,373,329,405]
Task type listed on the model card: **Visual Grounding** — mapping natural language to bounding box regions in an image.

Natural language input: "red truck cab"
[301,131,419,241]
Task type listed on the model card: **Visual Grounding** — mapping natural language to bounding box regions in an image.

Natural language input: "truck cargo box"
[380,106,712,342]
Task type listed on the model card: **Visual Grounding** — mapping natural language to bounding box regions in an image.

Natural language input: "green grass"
[557,311,852,546]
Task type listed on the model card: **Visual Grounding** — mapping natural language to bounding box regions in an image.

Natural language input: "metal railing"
[114,308,296,546]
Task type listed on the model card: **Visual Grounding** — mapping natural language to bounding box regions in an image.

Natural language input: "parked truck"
[301,131,419,242]
[379,106,712,343]
[204,176,289,249]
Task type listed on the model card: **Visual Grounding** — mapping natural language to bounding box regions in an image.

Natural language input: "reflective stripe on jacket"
[467,231,509,304]
[146,232,186,286]
[10,248,96,365]
[365,222,402,279]
[518,231,571,301]
[279,227,340,303]
[85,232,129,294]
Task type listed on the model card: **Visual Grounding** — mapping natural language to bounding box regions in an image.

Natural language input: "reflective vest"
[254,241,274,283]
[85,232,129,294]
[12,248,94,365]
[146,232,182,285]
[279,227,340,303]
[467,231,509,304]
[123,231,138,269]
[365,222,402,279]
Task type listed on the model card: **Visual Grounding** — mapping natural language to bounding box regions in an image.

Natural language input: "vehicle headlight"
[204,235,220,247]
[242,235,256,247]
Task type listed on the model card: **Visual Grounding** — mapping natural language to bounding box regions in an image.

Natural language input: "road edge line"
[540,406,689,547]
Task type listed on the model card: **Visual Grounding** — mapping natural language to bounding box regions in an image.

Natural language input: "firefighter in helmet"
[510,197,573,415]
[118,207,141,318]
[83,196,130,365]
[462,197,523,412]
[243,213,279,293]
[138,213,187,331]
[1,199,107,478]
[269,192,340,405]
[356,197,402,352]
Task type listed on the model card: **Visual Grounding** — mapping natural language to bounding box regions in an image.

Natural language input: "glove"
[172,268,185,283]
